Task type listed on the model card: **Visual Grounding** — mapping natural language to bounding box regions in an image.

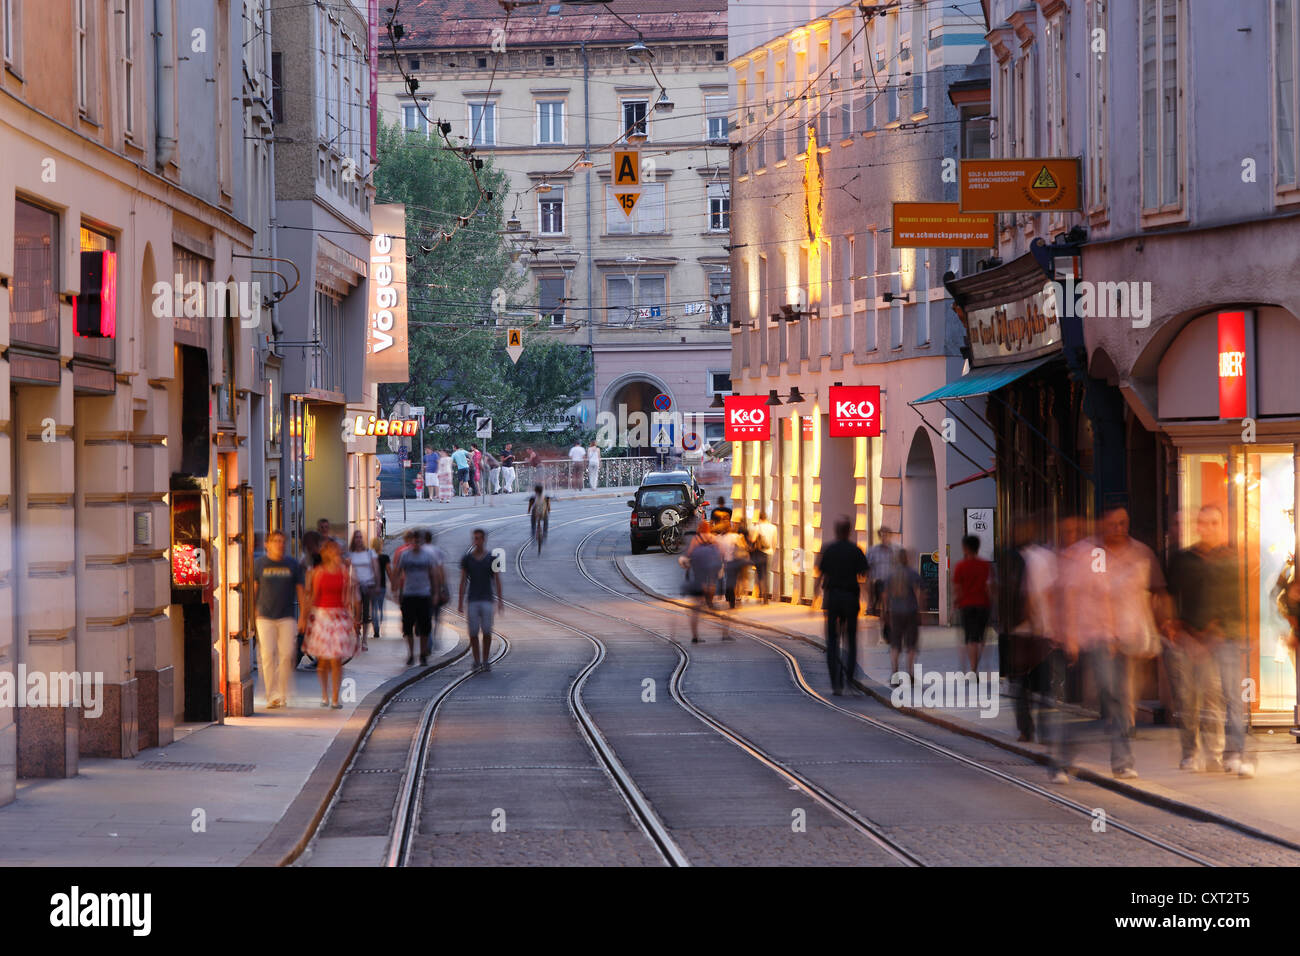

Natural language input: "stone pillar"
[0,374,14,805]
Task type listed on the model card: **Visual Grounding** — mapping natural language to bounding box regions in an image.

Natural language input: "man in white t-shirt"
[568,442,585,489]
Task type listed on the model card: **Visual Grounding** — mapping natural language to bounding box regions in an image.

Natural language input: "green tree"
[372,121,592,444]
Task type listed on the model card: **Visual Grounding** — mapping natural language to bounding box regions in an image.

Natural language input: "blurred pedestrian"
[1008,516,1056,743]
[423,448,439,501]
[731,516,754,604]
[1167,505,1252,776]
[296,530,323,669]
[437,448,454,502]
[371,536,390,640]
[867,528,896,618]
[480,448,499,506]
[1061,506,1166,781]
[815,517,868,695]
[253,530,306,709]
[459,528,503,672]
[500,444,517,493]
[527,483,551,554]
[587,441,602,489]
[568,441,586,489]
[885,547,923,680]
[953,534,994,673]
[300,538,358,709]
[393,528,441,666]
[451,444,471,497]
[750,511,776,603]
[348,530,380,652]
[470,444,483,496]
[680,522,725,643]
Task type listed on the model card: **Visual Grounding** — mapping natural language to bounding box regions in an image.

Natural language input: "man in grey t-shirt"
[394,529,445,666]
[254,531,306,709]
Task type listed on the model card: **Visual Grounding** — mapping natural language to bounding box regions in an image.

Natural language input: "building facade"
[728,0,992,618]
[377,0,732,446]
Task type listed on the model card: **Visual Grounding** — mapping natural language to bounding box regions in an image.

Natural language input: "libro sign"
[724,395,769,440]
[1217,310,1252,420]
[367,203,410,384]
[828,385,881,437]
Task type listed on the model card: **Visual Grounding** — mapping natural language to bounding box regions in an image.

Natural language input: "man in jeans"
[394,528,442,667]
[253,531,307,709]
[815,518,869,695]
[1166,505,1253,777]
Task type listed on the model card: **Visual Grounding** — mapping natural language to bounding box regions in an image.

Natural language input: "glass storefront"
[1179,445,1297,715]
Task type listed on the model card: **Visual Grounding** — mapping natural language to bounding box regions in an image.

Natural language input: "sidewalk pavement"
[621,551,1300,849]
[0,600,466,866]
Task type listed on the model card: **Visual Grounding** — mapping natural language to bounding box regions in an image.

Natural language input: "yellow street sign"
[614,191,640,217]
[507,328,522,348]
[613,149,641,187]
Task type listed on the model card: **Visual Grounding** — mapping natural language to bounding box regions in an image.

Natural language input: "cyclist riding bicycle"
[527,484,551,555]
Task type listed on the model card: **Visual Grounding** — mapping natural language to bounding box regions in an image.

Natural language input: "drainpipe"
[154,0,178,169]
[582,40,594,416]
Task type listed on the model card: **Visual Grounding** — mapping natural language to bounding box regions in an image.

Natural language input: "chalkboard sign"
[919,551,941,613]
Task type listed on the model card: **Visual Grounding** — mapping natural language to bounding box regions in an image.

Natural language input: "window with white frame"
[774,116,787,161]
[707,370,733,395]
[1275,0,1298,189]
[1141,0,1183,210]
[1045,15,1067,157]
[76,0,89,113]
[999,58,1014,158]
[1086,0,1109,207]
[469,101,496,146]
[605,274,667,325]
[1014,53,1034,157]
[705,94,728,140]
[621,99,648,140]
[317,12,327,138]
[121,0,136,134]
[539,186,564,235]
[606,182,665,234]
[707,183,730,231]
[402,104,428,134]
[537,100,564,144]
[708,272,730,325]
[2,0,14,66]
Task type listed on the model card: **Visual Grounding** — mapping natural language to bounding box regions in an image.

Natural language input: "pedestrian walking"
[487,447,502,495]
[451,444,471,497]
[866,528,897,625]
[722,518,751,608]
[568,441,586,489]
[423,448,440,501]
[371,536,390,641]
[680,522,724,643]
[300,538,358,709]
[500,444,517,493]
[815,517,869,695]
[437,448,454,502]
[952,534,994,673]
[480,448,499,505]
[587,441,601,489]
[749,511,776,603]
[393,529,443,666]
[884,548,923,681]
[1060,506,1167,781]
[470,444,483,496]
[348,530,381,652]
[527,483,551,554]
[459,528,503,672]
[1007,516,1056,743]
[253,530,306,709]
[1166,504,1252,777]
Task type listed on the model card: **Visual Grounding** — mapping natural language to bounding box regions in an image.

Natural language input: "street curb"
[614,556,1300,854]
[239,636,471,867]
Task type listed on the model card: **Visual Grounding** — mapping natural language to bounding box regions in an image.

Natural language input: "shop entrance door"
[1179,446,1297,716]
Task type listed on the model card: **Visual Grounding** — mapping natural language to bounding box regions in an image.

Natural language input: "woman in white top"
[348,531,380,651]
[587,442,601,489]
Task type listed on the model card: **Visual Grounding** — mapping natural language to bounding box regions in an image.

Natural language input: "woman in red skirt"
[300,538,359,708]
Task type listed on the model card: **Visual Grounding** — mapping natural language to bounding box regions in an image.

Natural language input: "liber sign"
[1217,311,1253,420]
[354,415,419,437]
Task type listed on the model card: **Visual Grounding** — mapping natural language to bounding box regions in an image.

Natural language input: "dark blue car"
[376,452,421,500]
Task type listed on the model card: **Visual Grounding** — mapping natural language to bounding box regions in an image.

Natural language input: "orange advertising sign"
[892,202,995,248]
[959,158,1082,213]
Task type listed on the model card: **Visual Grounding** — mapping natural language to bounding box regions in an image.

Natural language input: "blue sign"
[653,393,672,413]
[682,432,700,451]
[652,422,674,448]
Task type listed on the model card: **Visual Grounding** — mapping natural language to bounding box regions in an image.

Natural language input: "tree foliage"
[372,122,592,445]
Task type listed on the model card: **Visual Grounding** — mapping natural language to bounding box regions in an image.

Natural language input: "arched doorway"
[903,428,938,560]
[602,373,672,454]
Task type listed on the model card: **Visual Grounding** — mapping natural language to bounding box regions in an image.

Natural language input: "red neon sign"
[1217,311,1248,420]
[724,395,770,441]
[73,250,117,338]
[828,385,881,437]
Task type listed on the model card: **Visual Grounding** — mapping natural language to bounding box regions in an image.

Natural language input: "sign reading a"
[958,158,1082,213]
[612,147,642,218]
[724,395,769,440]
[1217,310,1251,420]
[506,327,523,364]
[827,385,881,437]
[367,203,410,383]
[891,202,995,249]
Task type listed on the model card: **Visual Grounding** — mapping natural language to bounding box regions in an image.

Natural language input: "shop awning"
[910,355,1056,406]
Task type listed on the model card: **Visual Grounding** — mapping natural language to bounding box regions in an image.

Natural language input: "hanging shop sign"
[965,288,1061,364]
[724,395,770,440]
[958,158,1082,213]
[891,202,995,249]
[1217,310,1254,420]
[828,385,881,437]
[353,414,419,437]
[366,203,410,384]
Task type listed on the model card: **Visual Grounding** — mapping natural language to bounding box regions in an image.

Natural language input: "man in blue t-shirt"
[450,444,471,497]
[253,531,307,709]
[423,449,439,500]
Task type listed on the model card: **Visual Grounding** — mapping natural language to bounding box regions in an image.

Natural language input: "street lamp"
[765,387,805,406]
